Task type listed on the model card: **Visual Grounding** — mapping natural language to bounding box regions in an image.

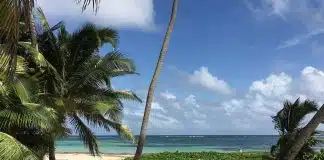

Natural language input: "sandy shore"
[44,153,132,160]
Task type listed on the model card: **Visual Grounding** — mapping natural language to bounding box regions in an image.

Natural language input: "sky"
[37,0,324,135]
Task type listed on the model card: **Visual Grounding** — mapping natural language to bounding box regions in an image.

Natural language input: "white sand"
[44,153,132,160]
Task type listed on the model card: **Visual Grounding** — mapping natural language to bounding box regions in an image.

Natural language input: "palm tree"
[33,11,140,160]
[134,0,179,159]
[0,54,60,159]
[284,104,324,160]
[271,98,322,160]
[0,8,141,159]
[0,0,102,77]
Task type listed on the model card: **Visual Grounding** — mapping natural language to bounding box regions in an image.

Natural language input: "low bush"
[124,152,273,160]
[304,150,324,160]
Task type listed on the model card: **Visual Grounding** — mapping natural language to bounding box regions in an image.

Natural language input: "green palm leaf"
[0,132,39,160]
[70,114,99,156]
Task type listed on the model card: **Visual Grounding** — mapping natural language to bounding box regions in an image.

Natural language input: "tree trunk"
[283,104,324,160]
[27,2,38,51]
[48,140,56,160]
[134,0,178,159]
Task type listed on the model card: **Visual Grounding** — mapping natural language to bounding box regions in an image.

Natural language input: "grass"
[124,152,273,160]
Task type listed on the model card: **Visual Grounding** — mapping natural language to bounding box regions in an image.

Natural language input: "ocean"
[56,135,283,153]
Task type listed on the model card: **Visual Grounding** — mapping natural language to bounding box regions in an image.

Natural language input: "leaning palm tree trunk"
[284,104,324,160]
[134,0,178,159]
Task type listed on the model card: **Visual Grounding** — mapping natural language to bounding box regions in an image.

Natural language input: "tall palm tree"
[34,11,140,160]
[271,98,322,160]
[0,0,101,77]
[134,0,179,159]
[284,104,324,160]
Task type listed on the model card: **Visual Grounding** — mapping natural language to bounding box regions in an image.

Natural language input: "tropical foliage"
[126,152,272,160]
[34,8,140,157]
[0,0,102,77]
[270,98,323,160]
[304,149,324,160]
[0,7,140,160]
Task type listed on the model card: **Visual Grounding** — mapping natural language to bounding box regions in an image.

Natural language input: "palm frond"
[76,0,101,12]
[18,42,49,68]
[97,27,118,48]
[0,104,57,132]
[74,101,134,141]
[111,90,142,102]
[0,0,35,79]
[70,114,99,156]
[95,100,122,120]
[68,52,136,91]
[35,7,64,35]
[271,98,321,159]
[0,132,39,160]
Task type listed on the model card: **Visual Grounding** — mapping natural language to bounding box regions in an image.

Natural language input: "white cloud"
[160,91,176,100]
[246,0,324,49]
[185,94,200,108]
[150,113,181,129]
[152,102,166,113]
[266,0,290,17]
[277,29,324,49]
[221,66,324,133]
[172,102,182,110]
[249,72,292,97]
[37,0,155,30]
[184,108,207,119]
[124,66,324,134]
[222,99,244,115]
[223,72,293,117]
[189,67,232,95]
[301,66,324,98]
[245,0,290,18]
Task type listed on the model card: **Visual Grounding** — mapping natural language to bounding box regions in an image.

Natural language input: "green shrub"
[124,152,273,160]
[304,150,324,160]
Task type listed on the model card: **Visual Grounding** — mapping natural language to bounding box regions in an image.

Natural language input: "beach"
[44,153,132,160]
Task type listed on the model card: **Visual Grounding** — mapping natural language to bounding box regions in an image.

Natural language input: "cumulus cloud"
[223,72,293,117]
[160,91,176,100]
[249,72,292,97]
[37,0,155,30]
[189,67,232,95]
[301,66,324,98]
[221,66,324,134]
[123,66,324,134]
[222,99,244,116]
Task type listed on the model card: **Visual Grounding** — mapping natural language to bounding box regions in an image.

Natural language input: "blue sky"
[38,0,324,135]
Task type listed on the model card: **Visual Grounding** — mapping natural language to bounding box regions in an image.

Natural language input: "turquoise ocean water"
[56,135,324,153]
[56,135,285,153]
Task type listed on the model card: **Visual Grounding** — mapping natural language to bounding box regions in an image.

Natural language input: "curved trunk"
[48,140,56,160]
[134,0,178,159]
[283,104,324,160]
